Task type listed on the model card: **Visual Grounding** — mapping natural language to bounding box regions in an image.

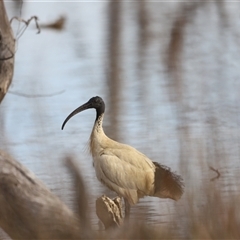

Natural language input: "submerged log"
[0,0,15,104]
[96,195,124,229]
[0,150,81,239]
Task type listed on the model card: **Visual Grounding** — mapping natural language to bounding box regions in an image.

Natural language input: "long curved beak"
[61,101,92,130]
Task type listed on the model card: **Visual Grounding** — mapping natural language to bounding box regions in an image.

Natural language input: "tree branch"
[0,150,82,239]
[0,0,15,104]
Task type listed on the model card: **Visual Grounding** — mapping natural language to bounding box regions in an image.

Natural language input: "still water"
[1,1,240,227]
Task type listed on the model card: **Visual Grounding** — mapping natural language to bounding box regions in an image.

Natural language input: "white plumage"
[62,96,184,217]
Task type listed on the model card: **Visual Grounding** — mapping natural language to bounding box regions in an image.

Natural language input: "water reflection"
[106,1,121,141]
[0,1,240,230]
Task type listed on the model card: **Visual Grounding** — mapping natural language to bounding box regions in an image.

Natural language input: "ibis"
[62,96,184,218]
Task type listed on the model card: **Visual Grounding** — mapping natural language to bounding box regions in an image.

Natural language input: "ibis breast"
[92,141,155,205]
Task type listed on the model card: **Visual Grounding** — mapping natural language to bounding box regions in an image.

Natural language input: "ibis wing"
[104,144,155,170]
[100,146,184,201]
[94,149,154,204]
[100,153,152,190]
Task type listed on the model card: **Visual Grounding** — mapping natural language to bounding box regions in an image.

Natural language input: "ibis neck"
[96,103,105,122]
[90,113,107,156]
[94,113,104,133]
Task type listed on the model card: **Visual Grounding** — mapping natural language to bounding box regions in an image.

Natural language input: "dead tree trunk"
[0,0,15,104]
[0,150,81,239]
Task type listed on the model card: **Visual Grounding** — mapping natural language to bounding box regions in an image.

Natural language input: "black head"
[61,96,105,130]
[88,96,105,112]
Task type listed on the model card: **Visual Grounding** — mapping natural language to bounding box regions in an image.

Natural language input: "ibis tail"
[152,162,184,201]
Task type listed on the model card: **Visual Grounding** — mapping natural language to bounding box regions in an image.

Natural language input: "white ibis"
[62,96,184,218]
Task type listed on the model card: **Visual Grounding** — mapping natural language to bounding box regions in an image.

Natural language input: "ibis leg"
[124,198,131,219]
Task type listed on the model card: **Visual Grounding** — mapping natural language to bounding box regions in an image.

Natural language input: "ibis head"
[61,96,105,130]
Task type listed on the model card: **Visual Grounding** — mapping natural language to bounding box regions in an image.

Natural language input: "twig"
[10,16,41,39]
[8,90,65,98]
[209,166,221,181]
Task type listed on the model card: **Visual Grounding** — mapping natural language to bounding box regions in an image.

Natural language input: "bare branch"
[10,16,41,38]
[0,0,15,103]
[8,90,65,98]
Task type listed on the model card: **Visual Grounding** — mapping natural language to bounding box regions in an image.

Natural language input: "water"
[1,1,240,228]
